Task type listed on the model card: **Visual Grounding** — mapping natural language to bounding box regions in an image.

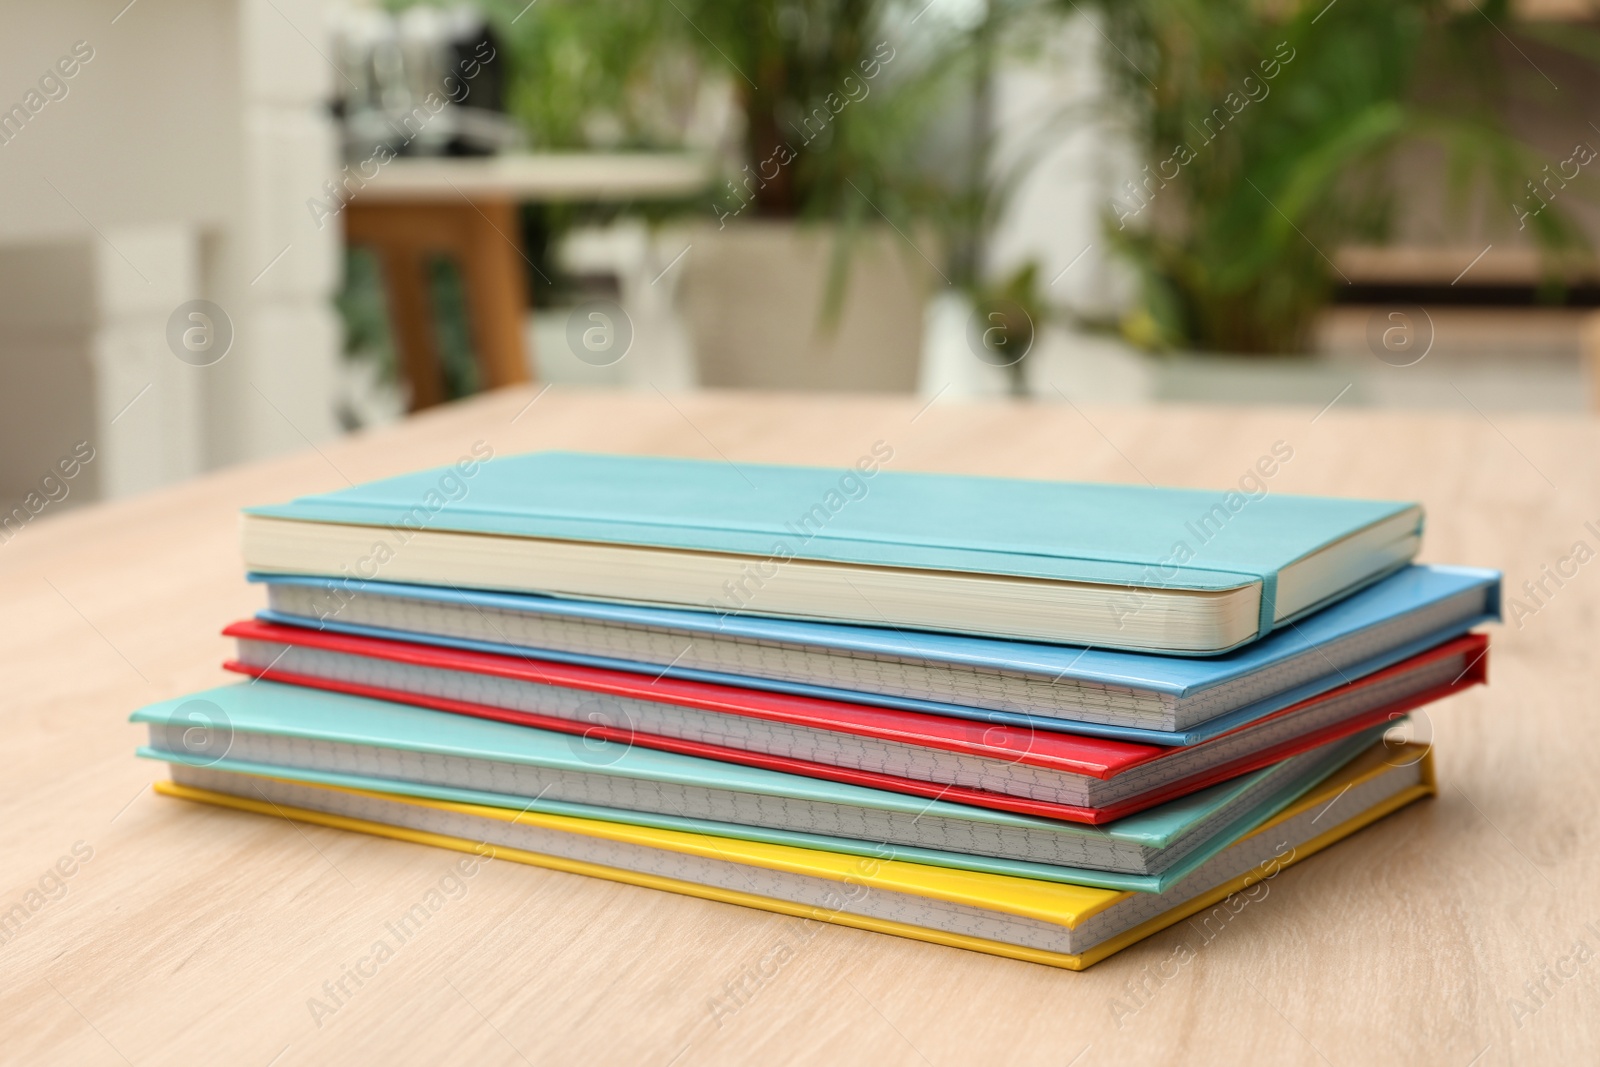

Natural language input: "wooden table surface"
[359,153,714,202]
[3,386,1597,1066]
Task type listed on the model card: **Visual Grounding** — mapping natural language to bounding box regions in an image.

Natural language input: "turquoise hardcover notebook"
[240,451,1423,653]
[132,681,1383,891]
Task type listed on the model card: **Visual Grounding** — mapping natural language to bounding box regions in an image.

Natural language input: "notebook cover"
[148,742,1435,970]
[138,729,1380,893]
[129,680,1345,849]
[245,450,1423,638]
[253,563,1500,745]
[131,685,1388,891]
[221,619,1485,824]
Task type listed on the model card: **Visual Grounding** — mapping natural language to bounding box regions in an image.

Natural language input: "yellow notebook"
[156,741,1432,970]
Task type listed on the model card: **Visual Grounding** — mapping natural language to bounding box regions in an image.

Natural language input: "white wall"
[985,8,1130,320]
[0,0,342,505]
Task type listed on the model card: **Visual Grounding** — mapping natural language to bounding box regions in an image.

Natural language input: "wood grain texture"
[1,386,1596,1067]
[345,198,534,411]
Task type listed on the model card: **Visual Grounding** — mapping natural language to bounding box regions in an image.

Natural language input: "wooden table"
[3,386,1596,1065]
[346,154,712,410]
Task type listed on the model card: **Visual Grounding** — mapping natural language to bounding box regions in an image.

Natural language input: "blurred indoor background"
[4,0,1600,509]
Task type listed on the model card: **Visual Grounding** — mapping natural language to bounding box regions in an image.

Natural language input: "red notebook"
[223,619,1487,824]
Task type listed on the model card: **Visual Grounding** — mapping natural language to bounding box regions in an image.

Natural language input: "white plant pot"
[676,220,930,392]
[917,291,1016,399]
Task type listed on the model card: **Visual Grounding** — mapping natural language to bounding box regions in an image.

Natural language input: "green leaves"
[1088,0,1591,353]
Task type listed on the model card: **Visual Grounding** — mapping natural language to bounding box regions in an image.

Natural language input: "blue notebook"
[254,563,1499,745]
[240,451,1424,653]
[131,681,1382,890]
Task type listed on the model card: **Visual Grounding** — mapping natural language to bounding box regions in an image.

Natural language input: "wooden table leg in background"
[376,242,447,410]
[458,197,535,391]
[344,198,534,411]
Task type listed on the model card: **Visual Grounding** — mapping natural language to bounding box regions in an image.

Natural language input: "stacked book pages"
[132,452,1498,969]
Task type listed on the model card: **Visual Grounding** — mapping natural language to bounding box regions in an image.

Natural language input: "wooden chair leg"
[347,197,533,410]
[375,243,447,411]
[458,197,535,387]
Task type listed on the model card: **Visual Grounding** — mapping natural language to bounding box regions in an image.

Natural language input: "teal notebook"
[241,452,1422,653]
[132,681,1382,890]
[240,451,1427,652]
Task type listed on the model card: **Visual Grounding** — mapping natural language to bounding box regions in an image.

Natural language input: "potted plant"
[663,0,996,391]
[1080,0,1591,357]
[476,0,1043,391]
